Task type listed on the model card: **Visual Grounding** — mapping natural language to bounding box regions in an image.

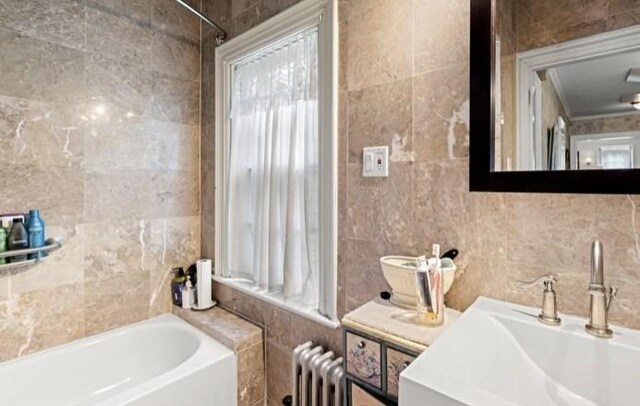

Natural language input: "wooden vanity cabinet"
[344,327,419,405]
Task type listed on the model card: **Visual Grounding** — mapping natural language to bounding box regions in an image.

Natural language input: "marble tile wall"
[174,306,265,406]
[569,114,640,135]
[0,0,202,361]
[515,0,640,52]
[200,0,640,404]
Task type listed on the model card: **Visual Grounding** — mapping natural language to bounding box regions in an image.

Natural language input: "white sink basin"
[400,297,640,406]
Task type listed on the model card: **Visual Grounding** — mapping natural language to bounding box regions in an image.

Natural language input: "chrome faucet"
[585,241,618,338]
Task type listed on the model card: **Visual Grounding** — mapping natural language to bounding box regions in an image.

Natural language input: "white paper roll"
[194,259,214,310]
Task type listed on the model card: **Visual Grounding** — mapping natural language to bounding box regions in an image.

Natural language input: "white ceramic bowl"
[380,256,457,308]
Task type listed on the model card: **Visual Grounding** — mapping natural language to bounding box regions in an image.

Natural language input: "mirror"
[494,0,640,172]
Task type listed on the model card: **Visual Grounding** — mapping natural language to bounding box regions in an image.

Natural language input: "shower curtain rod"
[174,0,227,43]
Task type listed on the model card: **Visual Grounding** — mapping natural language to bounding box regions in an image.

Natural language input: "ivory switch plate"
[362,146,389,177]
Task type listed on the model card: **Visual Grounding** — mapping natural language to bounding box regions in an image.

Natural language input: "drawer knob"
[357,341,366,349]
[403,360,411,368]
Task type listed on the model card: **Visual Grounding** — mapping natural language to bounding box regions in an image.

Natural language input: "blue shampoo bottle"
[25,210,45,259]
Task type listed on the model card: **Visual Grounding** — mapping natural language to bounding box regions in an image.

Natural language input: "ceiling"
[547,50,640,118]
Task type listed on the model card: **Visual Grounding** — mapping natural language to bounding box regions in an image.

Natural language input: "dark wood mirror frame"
[469,0,640,194]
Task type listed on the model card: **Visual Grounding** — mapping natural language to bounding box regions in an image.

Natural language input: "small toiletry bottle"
[186,263,198,305]
[0,221,8,265]
[25,210,45,259]
[7,218,29,263]
[181,277,194,310]
[415,245,445,327]
[171,267,187,306]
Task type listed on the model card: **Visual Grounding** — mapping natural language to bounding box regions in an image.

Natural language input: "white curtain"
[226,28,320,308]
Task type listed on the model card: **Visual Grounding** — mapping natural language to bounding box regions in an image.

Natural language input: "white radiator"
[292,341,344,406]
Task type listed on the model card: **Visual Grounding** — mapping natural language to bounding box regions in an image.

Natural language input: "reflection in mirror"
[494,0,640,172]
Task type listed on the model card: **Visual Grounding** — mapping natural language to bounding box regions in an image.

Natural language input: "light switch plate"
[362,146,389,177]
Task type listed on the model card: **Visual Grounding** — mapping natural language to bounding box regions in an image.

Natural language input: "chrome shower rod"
[174,0,227,43]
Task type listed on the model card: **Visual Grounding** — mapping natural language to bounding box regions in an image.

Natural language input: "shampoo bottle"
[171,267,187,306]
[25,210,45,259]
[7,219,29,262]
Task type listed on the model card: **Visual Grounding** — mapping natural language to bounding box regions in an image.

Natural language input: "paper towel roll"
[193,259,215,310]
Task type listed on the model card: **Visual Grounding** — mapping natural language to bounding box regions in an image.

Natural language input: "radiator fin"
[292,341,344,406]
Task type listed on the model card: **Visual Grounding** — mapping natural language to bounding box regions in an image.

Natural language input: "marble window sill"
[213,276,340,329]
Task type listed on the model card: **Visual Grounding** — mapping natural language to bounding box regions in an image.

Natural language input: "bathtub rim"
[0,313,237,405]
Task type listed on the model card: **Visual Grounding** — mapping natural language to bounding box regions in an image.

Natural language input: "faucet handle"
[516,274,561,326]
[516,274,557,290]
[607,286,618,311]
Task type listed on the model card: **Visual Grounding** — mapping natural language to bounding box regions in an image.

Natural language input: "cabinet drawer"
[385,347,416,398]
[346,332,383,389]
[351,382,386,406]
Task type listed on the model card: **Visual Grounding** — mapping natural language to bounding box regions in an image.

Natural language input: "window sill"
[212,276,340,329]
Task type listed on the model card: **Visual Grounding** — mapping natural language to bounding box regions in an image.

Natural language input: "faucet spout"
[585,240,616,339]
[590,240,604,286]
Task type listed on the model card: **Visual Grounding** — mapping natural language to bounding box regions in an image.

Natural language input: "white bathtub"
[0,314,237,406]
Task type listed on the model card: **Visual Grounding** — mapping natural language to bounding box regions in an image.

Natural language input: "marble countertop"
[173,306,263,352]
[342,299,461,352]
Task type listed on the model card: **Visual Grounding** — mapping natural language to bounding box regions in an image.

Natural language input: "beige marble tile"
[0,96,85,170]
[515,0,612,51]
[346,163,414,246]
[147,216,201,315]
[152,0,201,42]
[85,51,153,119]
[0,0,86,51]
[149,73,200,124]
[218,285,269,326]
[594,195,640,279]
[201,34,219,86]
[412,161,475,254]
[0,164,84,225]
[608,3,640,30]
[82,221,150,280]
[0,28,85,104]
[203,0,232,32]
[174,306,263,351]
[338,1,349,94]
[85,118,199,173]
[151,170,201,218]
[230,0,260,19]
[202,168,216,227]
[202,223,215,258]
[233,3,275,36]
[413,64,469,163]
[84,170,155,222]
[345,239,404,311]
[0,283,84,362]
[338,90,348,165]
[265,340,292,406]
[82,221,151,335]
[86,1,153,68]
[90,0,151,22]
[569,114,640,135]
[413,0,469,75]
[152,31,201,81]
[506,194,597,270]
[347,78,413,164]
[238,342,266,406]
[346,0,412,91]
[445,255,506,311]
[84,270,150,335]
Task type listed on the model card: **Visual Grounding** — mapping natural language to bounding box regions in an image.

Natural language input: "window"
[214,0,338,327]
